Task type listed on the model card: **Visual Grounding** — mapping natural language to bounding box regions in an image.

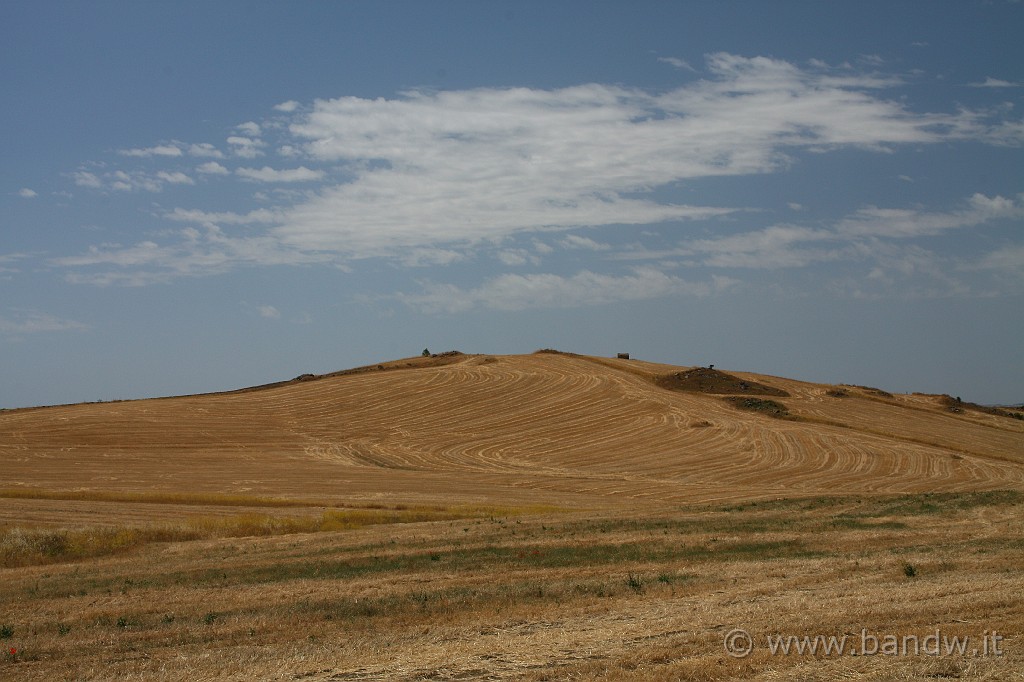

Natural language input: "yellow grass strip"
[0,504,565,568]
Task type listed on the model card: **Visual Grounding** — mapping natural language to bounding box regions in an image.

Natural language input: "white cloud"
[57,54,1024,285]
[73,171,102,188]
[560,235,611,251]
[840,241,975,299]
[683,224,841,269]
[258,305,280,319]
[63,270,175,287]
[969,77,1018,88]
[227,136,264,158]
[110,170,162,192]
[274,100,300,112]
[496,249,539,266]
[156,171,194,185]
[965,243,1024,273]
[982,119,1024,147]
[196,161,230,175]
[836,192,1024,238]
[236,121,262,136]
[236,166,324,182]
[787,202,804,211]
[0,310,87,335]
[165,207,279,225]
[188,143,224,158]
[18,188,37,198]
[397,267,730,314]
[657,56,695,71]
[119,144,182,157]
[272,53,998,257]
[0,253,29,275]
[532,240,554,255]
[399,248,464,267]
[110,177,132,191]
[52,225,332,285]
[618,192,1024,277]
[75,168,191,193]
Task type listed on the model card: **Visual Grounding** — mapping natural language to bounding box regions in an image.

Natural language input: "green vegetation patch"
[718,490,1022,517]
[856,490,1023,517]
[130,538,826,592]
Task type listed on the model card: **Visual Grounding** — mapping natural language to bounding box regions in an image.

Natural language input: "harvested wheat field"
[1,351,1022,680]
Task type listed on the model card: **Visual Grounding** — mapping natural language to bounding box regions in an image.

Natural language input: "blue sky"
[2,1,1023,408]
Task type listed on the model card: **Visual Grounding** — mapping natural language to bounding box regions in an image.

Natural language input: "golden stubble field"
[1,351,1022,680]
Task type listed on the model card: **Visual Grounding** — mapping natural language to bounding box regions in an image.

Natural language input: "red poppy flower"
[8,648,15,656]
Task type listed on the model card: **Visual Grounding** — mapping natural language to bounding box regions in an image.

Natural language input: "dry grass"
[0,488,341,508]
[1,352,1022,679]
[0,492,1021,680]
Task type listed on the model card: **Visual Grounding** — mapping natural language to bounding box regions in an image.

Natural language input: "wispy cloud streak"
[54,53,1022,286]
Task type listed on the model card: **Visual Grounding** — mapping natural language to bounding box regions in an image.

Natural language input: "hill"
[3,351,1022,527]
[2,351,1024,680]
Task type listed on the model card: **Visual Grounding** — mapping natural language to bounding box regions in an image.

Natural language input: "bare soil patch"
[722,396,791,418]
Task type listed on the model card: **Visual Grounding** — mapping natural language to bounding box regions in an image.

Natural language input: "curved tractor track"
[2,353,1022,510]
